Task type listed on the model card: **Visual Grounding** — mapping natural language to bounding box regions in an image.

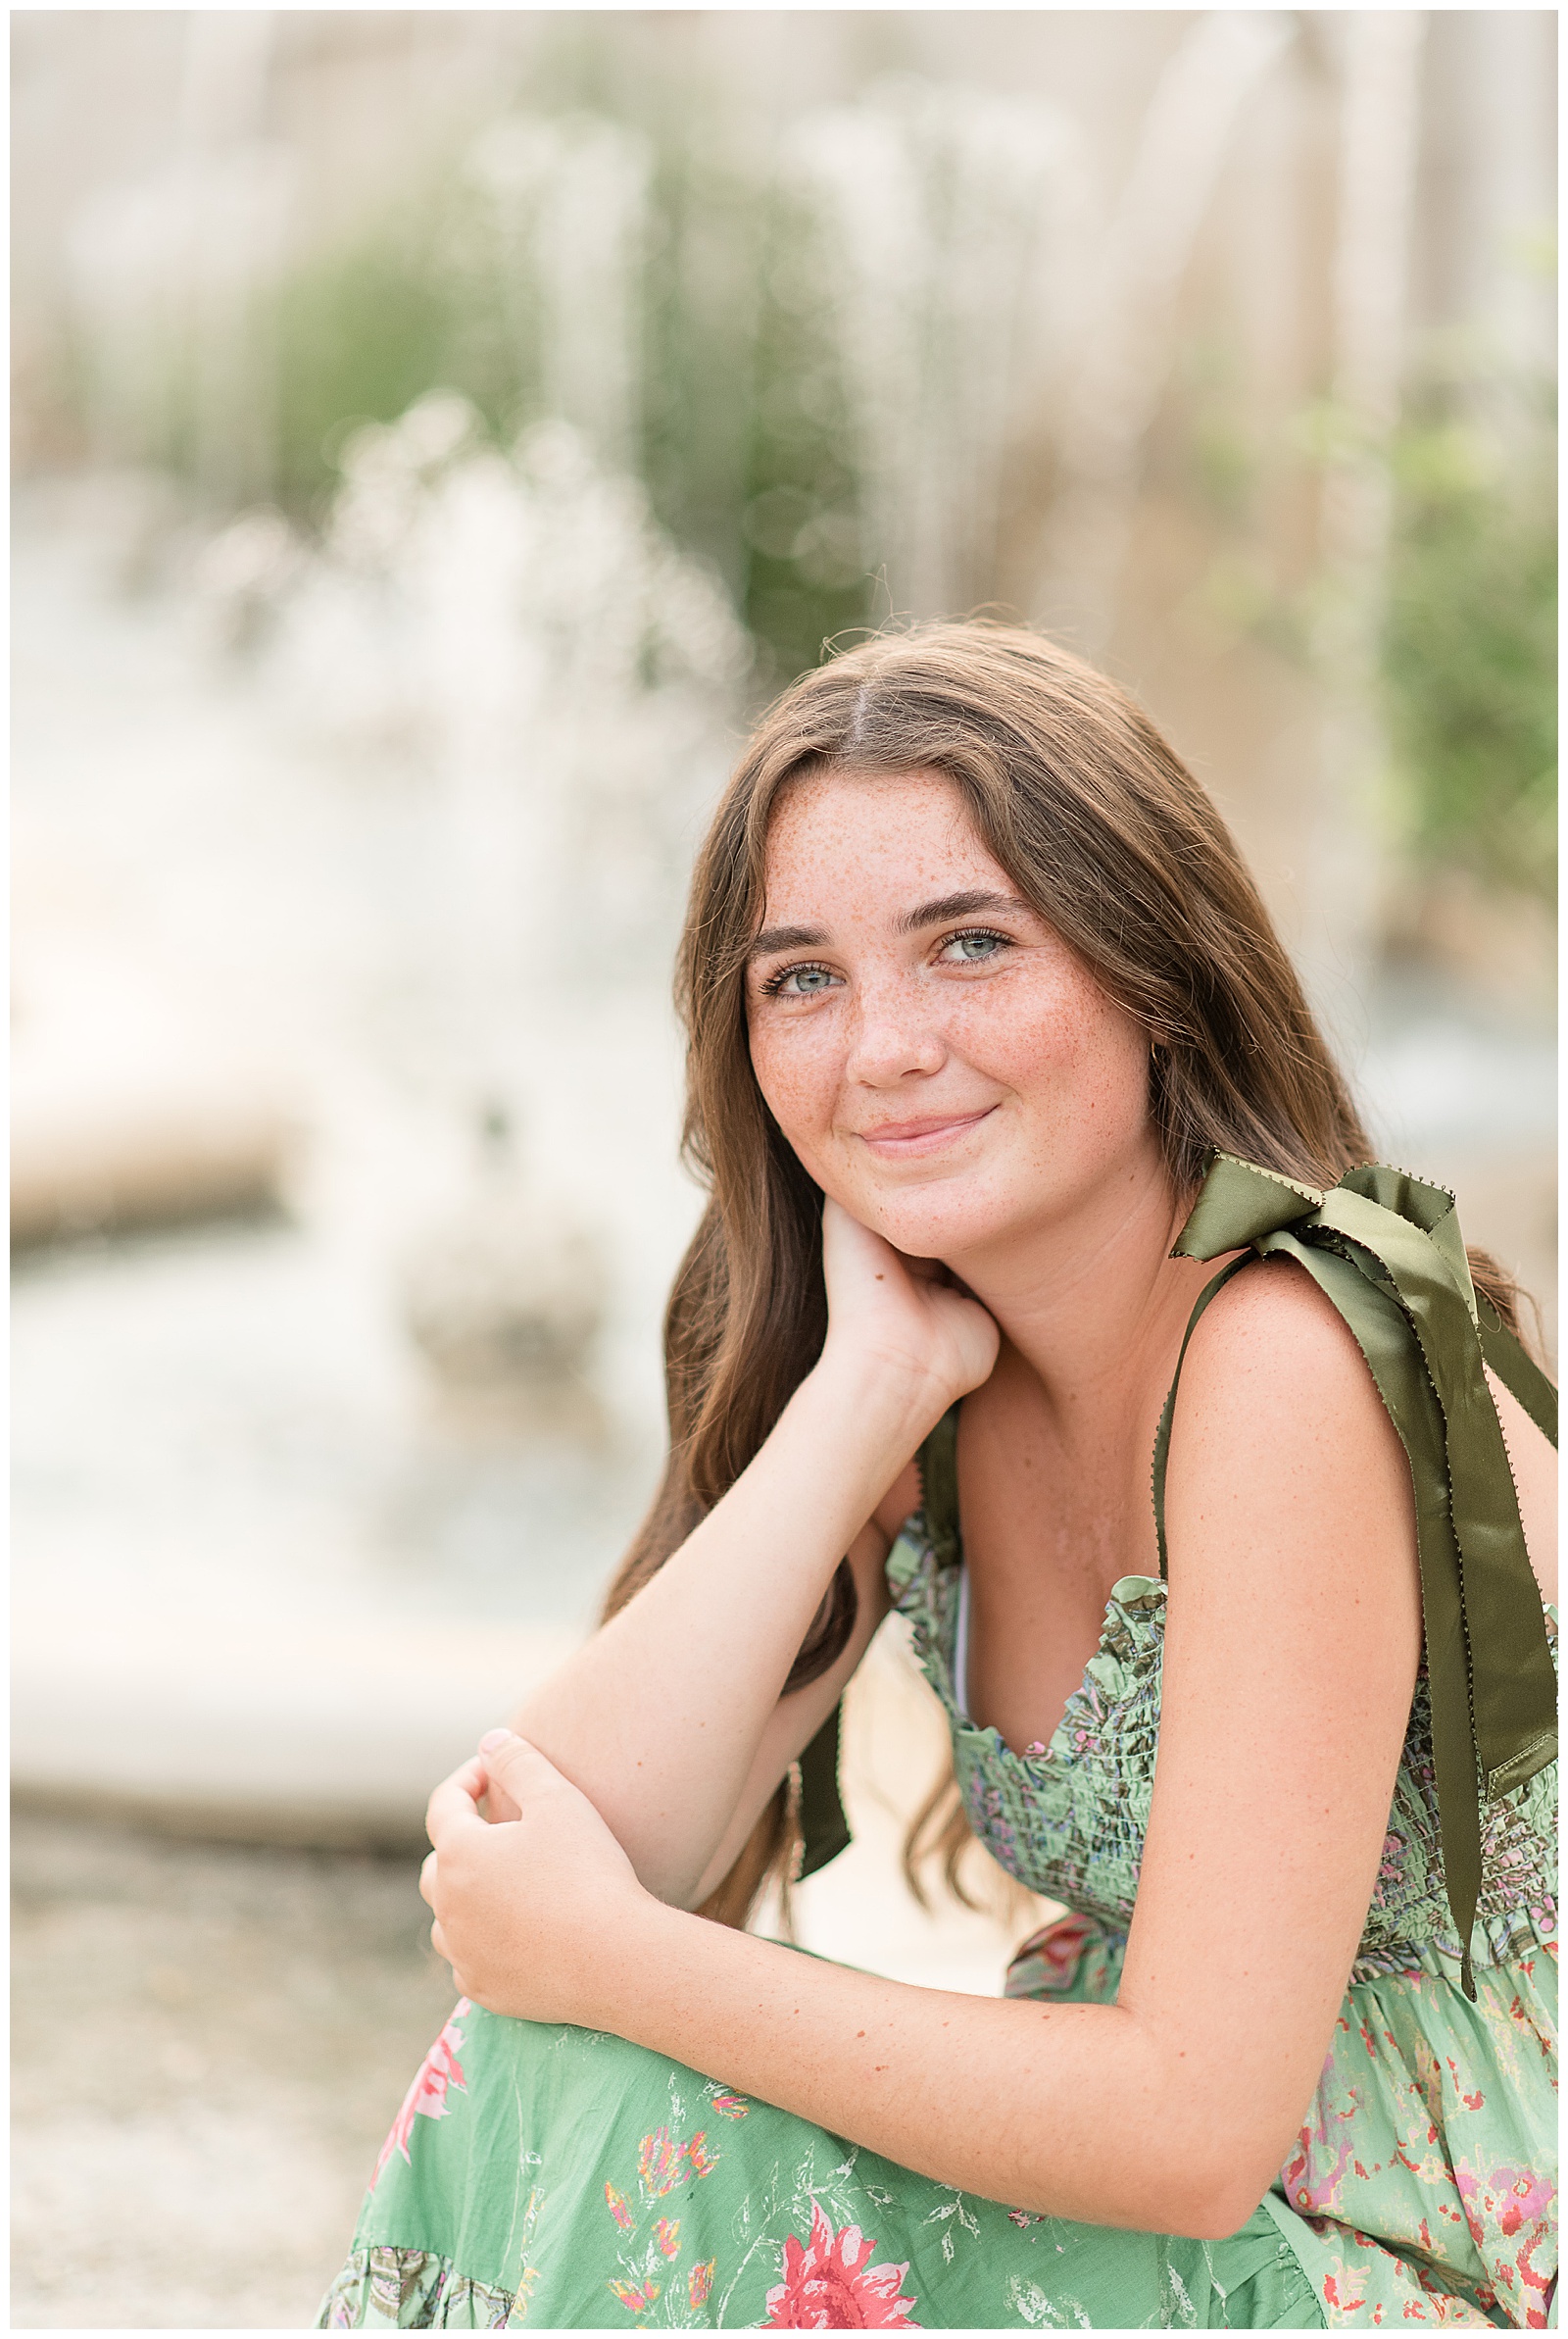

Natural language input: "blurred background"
[11,10,1556,2327]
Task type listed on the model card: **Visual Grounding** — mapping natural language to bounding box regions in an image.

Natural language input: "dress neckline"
[896,1502,1162,1769]
[912,1404,1157,1756]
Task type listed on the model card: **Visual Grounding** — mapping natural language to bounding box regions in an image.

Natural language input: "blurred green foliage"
[1382,392,1556,900]
[732,203,874,693]
[257,131,873,691]
[270,208,506,517]
[1174,349,1556,910]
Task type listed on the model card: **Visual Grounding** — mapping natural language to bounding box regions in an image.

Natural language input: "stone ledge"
[12,1604,578,1850]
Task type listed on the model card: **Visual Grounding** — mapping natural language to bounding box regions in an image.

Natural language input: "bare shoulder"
[1164,1254,1419,1638]
[1174,1251,1390,1444]
[1174,1264,1554,1615]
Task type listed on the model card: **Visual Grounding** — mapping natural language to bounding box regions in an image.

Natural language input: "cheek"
[948,974,1085,1086]
[958,979,1147,1131]
[747,1020,837,1158]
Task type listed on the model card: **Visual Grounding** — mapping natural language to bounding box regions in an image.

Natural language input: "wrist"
[553,1875,659,2029]
[576,1888,693,2037]
[805,1342,953,1451]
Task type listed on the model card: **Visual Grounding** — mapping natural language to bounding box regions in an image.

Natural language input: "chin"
[858,1181,1021,1265]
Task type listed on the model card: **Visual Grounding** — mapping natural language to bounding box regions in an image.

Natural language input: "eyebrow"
[748,921,828,960]
[895,888,1032,934]
[747,889,1032,964]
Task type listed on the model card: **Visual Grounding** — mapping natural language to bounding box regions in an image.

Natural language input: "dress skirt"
[318,1996,1323,2329]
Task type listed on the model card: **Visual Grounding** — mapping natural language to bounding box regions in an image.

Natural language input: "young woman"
[321,624,1556,2330]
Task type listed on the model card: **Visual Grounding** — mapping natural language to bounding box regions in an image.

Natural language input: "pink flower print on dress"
[689,2260,715,2310]
[760,2200,919,2328]
[638,2127,684,2197]
[1515,2215,1557,2325]
[1279,2075,1362,2219]
[655,2217,681,2259]
[605,2181,635,2231]
[710,2089,750,2118]
[1494,2169,1551,2241]
[372,2000,470,2186]
[608,2276,662,2312]
[1321,2270,1365,2317]
[636,2125,721,2201]
[1455,2162,1554,2246]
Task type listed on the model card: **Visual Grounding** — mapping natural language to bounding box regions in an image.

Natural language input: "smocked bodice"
[886,1518,1559,1988]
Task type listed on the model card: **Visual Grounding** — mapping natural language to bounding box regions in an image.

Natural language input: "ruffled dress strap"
[1152,1150,1558,2000]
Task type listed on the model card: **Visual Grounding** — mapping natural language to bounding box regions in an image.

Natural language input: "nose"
[843,977,946,1088]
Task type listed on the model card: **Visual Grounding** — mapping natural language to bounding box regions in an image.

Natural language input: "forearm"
[508,1355,929,1903]
[589,1900,1242,2239]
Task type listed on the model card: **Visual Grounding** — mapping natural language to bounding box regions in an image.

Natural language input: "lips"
[857,1108,996,1155]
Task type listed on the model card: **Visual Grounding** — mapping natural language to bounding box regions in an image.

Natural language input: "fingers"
[419,1850,438,1908]
[474,1728,562,1806]
[822,1198,947,1286]
[821,1196,893,1255]
[425,1730,559,1866]
[425,1755,487,1850]
[429,1919,471,2003]
[475,1732,524,1823]
[481,1776,523,1824]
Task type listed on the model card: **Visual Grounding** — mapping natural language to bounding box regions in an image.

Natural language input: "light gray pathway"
[11,1637,1040,2332]
[12,1813,454,2331]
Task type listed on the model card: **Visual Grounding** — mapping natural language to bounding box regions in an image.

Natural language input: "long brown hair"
[599,620,1530,1925]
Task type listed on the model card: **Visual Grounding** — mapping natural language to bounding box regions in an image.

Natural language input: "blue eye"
[943,929,1008,964]
[763,962,840,998]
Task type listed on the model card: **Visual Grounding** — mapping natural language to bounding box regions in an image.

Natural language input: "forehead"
[761,767,1000,897]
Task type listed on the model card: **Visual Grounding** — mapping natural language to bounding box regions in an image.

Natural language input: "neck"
[945,1145,1212,1434]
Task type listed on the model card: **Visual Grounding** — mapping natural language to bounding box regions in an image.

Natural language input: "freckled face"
[745,769,1159,1265]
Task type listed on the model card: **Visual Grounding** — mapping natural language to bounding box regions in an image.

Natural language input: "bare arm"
[680,1514,894,1909]
[426,1259,1423,2238]
[503,1203,996,1908]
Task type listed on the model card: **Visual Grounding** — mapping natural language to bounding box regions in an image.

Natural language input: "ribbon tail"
[1252,1231,1490,1998]
[1308,1187,1557,1790]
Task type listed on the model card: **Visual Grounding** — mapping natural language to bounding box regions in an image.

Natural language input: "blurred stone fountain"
[251,388,748,1438]
[402,1105,610,1440]
[12,392,749,1842]
[17,92,752,1852]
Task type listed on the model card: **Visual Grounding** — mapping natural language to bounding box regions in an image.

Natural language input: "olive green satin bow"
[1153,1152,1558,1999]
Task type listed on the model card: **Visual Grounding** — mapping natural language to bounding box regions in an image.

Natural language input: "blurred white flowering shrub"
[259,394,749,995]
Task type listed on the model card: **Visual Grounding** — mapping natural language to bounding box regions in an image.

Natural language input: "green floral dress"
[320,1161,1557,2330]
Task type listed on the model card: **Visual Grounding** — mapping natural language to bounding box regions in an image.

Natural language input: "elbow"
[1168,2181,1271,2245]
[1009,2017,1289,2240]
[1121,2039,1287,2240]
[1150,2149,1275,2244]
[1008,2136,1274,2243]
[1011,2163,1270,2246]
